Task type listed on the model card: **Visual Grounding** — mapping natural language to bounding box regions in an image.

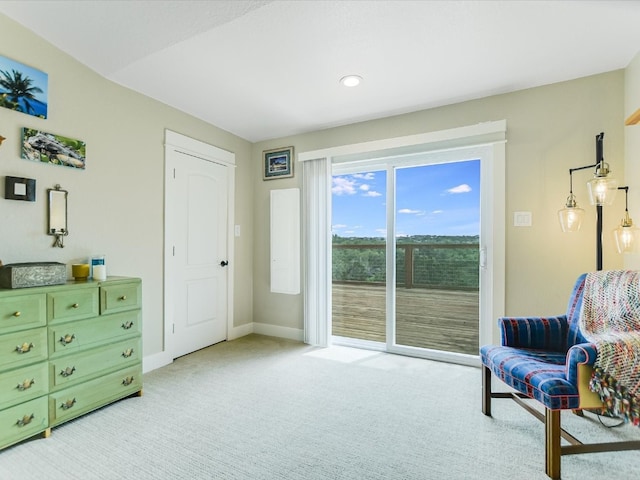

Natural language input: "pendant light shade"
[586,162,618,206]
[614,188,640,253]
[558,194,584,233]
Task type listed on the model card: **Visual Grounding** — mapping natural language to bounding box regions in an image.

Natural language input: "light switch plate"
[514,211,532,227]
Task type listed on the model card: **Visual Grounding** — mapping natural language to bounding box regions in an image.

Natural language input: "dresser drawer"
[49,364,142,426]
[50,337,142,390]
[0,327,48,372]
[0,362,48,411]
[100,281,141,315]
[0,396,48,450]
[47,288,99,324]
[0,293,46,334]
[48,310,142,357]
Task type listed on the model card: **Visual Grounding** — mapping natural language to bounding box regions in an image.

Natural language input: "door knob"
[220,260,229,267]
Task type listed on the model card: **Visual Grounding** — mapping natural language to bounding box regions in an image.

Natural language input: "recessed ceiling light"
[340,75,362,87]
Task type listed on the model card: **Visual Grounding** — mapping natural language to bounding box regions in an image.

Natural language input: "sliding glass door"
[332,157,480,359]
[393,161,479,355]
[332,169,387,344]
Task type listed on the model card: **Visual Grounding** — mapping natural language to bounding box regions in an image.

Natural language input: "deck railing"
[332,243,479,291]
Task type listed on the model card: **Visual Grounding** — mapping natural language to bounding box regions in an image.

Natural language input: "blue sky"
[332,159,480,237]
[0,54,49,101]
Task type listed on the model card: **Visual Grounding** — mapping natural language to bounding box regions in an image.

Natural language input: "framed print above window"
[263,146,294,180]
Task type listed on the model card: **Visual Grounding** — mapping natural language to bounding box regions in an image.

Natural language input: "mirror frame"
[48,185,68,247]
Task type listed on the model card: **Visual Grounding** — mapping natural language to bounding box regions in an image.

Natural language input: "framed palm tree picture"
[0,55,48,119]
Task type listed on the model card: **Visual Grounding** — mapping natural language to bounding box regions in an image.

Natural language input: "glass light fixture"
[558,171,584,232]
[586,161,618,206]
[614,187,639,253]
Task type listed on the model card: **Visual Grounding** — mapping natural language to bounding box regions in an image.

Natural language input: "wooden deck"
[332,283,479,356]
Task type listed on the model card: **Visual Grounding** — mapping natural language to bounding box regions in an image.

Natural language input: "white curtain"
[302,157,332,347]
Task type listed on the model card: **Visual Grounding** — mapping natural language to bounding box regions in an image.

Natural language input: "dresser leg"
[43,428,51,439]
[136,389,143,397]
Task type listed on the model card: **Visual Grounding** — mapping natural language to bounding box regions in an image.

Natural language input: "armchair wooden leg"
[545,408,561,480]
[482,365,492,416]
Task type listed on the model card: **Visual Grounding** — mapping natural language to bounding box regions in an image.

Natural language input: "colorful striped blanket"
[578,270,640,424]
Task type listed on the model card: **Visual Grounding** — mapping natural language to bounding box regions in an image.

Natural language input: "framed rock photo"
[263,146,294,180]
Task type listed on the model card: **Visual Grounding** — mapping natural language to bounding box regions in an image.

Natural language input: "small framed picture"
[263,146,294,180]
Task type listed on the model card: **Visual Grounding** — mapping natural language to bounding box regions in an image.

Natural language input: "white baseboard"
[143,350,173,373]
[228,322,254,340]
[143,323,303,372]
[253,322,304,341]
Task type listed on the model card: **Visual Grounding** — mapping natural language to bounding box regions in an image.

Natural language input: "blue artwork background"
[0,54,48,118]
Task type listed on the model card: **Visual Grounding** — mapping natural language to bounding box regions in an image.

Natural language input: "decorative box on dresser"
[0,276,142,450]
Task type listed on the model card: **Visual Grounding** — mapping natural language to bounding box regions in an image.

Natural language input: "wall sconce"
[558,132,626,270]
[614,187,639,253]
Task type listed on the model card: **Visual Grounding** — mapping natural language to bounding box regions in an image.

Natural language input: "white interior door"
[169,150,228,358]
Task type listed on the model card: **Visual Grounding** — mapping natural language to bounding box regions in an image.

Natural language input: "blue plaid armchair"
[481,273,640,479]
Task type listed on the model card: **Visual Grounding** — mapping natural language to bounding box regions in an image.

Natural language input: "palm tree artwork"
[0,55,48,119]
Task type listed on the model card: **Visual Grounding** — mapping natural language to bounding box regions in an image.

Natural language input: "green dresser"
[0,277,142,449]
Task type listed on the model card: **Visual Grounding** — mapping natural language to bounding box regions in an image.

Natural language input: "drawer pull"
[119,295,127,301]
[61,398,77,410]
[16,414,35,427]
[72,303,80,309]
[122,348,134,358]
[59,334,76,346]
[17,378,35,391]
[121,321,134,330]
[60,366,76,377]
[122,376,135,386]
[15,342,34,354]
[13,311,21,317]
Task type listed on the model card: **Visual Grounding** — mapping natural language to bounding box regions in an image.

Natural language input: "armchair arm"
[565,342,598,385]
[499,315,568,351]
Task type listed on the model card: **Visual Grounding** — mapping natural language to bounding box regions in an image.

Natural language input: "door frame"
[163,129,236,363]
[299,121,506,366]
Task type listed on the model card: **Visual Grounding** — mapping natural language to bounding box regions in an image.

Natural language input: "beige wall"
[625,51,640,271]
[253,70,627,337]
[0,15,254,360]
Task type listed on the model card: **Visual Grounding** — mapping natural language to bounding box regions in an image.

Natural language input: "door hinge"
[172,323,175,334]
[173,168,176,179]
[172,246,175,256]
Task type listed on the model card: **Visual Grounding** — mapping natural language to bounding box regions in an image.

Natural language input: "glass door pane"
[331,170,387,343]
[394,161,480,355]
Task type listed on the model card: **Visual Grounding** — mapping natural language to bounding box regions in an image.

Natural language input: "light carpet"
[0,334,639,479]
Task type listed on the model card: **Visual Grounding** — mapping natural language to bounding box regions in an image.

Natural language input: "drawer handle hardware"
[122,376,135,386]
[60,366,76,377]
[13,311,21,317]
[15,342,34,354]
[122,348,134,358]
[16,414,35,427]
[72,303,80,309]
[121,321,134,330]
[61,398,77,410]
[17,378,35,391]
[119,295,127,301]
[59,334,76,346]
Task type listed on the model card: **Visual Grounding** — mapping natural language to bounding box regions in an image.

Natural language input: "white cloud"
[359,184,370,191]
[363,191,382,197]
[375,228,387,236]
[353,172,375,180]
[432,210,443,214]
[332,177,357,195]
[398,208,421,214]
[447,184,472,194]
[332,224,347,229]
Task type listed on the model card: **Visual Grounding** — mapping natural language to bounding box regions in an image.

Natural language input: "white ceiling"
[1,0,640,142]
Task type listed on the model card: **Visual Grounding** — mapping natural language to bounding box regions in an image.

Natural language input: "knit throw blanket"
[578,270,640,424]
